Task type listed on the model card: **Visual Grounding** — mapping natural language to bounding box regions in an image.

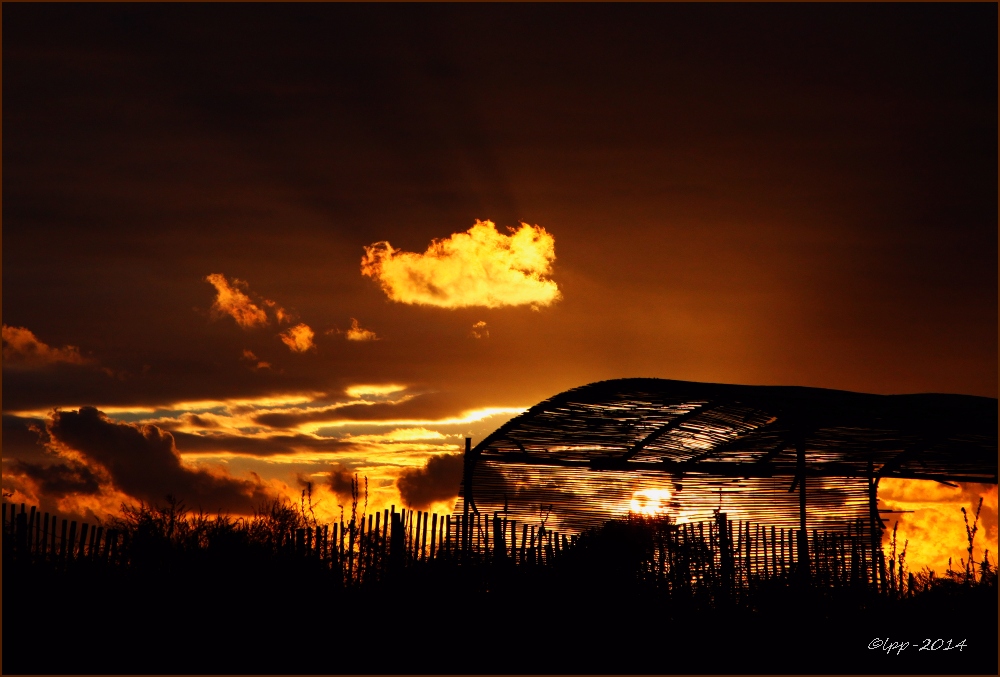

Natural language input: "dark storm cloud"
[2,415,50,463]
[396,453,464,509]
[327,466,358,503]
[181,413,220,429]
[169,430,356,457]
[9,460,103,498]
[140,413,223,431]
[47,407,274,512]
[323,465,378,512]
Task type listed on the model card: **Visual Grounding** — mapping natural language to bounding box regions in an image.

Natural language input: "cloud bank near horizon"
[1,389,527,523]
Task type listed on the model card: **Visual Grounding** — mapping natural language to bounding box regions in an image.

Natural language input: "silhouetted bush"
[3,496,996,675]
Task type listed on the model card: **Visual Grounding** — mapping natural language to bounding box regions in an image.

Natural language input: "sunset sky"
[3,4,996,572]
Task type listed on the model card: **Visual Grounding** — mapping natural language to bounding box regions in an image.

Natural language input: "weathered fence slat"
[510,520,517,562]
[66,521,78,562]
[430,513,438,560]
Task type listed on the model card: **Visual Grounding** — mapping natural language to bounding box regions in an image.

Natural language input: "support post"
[716,512,732,600]
[796,438,810,578]
[462,437,472,554]
[492,513,505,563]
[868,460,883,591]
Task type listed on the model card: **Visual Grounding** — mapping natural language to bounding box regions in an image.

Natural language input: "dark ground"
[3,556,997,675]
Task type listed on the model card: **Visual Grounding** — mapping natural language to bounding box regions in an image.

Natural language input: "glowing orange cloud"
[470,321,489,339]
[345,318,378,341]
[1,325,90,367]
[344,384,407,398]
[879,479,998,575]
[240,349,272,370]
[205,273,269,328]
[360,220,561,308]
[279,323,315,352]
[264,299,295,324]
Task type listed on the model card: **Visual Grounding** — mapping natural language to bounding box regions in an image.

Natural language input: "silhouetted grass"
[3,497,996,675]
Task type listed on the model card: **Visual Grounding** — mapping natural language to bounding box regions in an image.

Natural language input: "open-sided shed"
[457,378,998,542]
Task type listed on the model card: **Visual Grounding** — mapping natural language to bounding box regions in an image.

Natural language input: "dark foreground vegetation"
[3,494,996,675]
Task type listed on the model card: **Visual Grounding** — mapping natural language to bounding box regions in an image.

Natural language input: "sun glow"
[630,488,673,516]
[878,478,998,574]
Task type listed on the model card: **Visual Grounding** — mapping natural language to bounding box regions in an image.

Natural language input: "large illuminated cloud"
[361,220,561,309]
[2,325,90,368]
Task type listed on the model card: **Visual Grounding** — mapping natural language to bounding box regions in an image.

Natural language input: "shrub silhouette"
[3,494,996,675]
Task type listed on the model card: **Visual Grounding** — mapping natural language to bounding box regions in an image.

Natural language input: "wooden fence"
[3,502,129,568]
[642,511,890,595]
[0,501,575,579]
[2,502,905,596]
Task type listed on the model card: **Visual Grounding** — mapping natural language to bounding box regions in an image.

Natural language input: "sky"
[2,4,996,572]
